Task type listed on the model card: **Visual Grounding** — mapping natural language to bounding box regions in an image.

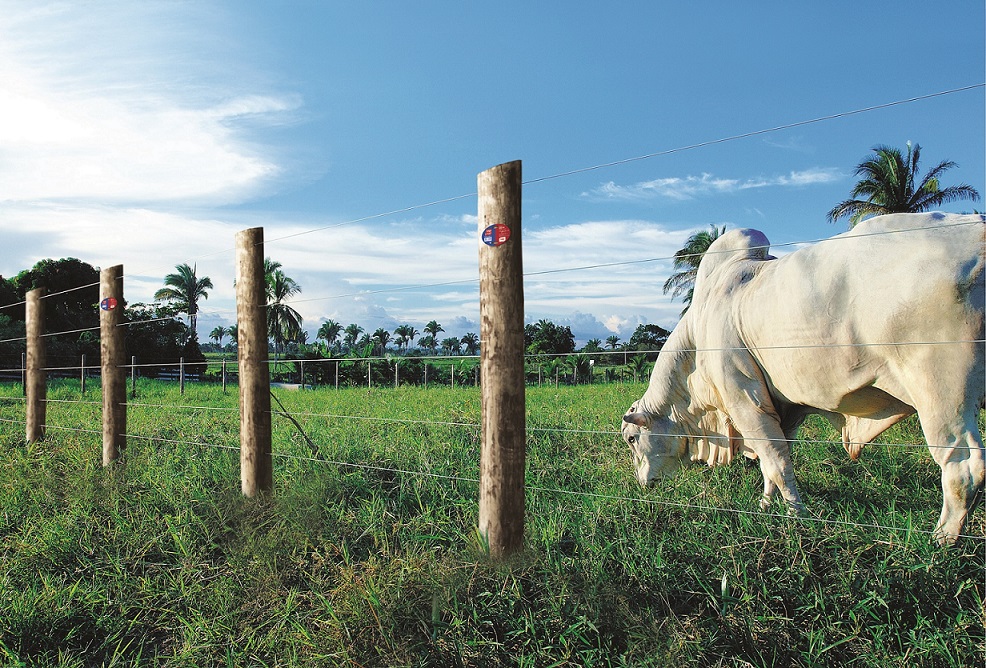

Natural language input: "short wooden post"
[179,357,185,395]
[299,360,305,389]
[394,360,399,388]
[367,360,372,389]
[236,227,273,497]
[25,288,46,443]
[335,360,339,390]
[222,358,227,394]
[477,160,526,559]
[130,356,137,399]
[100,265,126,465]
[81,354,87,394]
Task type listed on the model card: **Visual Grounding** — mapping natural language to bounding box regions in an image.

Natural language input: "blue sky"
[1,2,983,345]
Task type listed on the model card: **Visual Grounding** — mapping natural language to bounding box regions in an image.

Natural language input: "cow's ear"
[623,413,650,428]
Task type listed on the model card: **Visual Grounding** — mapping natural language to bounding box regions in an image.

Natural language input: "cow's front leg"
[759,477,777,511]
[744,423,805,516]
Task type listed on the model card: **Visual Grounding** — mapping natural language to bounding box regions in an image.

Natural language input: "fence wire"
[2,389,983,544]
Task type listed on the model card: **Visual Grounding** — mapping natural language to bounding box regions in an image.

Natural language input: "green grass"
[0,380,983,667]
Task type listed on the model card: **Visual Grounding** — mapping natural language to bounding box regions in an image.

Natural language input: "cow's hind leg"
[920,412,985,546]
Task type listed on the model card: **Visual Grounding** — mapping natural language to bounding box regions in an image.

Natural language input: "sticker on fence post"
[100,297,118,311]
[482,223,511,247]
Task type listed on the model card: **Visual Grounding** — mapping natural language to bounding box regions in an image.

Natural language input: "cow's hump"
[695,228,772,288]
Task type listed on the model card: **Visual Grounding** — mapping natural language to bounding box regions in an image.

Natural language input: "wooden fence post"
[101,265,126,465]
[81,354,87,394]
[25,288,46,443]
[130,356,137,399]
[477,160,525,559]
[179,357,185,395]
[236,227,273,497]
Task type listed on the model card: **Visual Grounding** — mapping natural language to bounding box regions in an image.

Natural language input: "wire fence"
[0,84,983,550]
[0,397,982,544]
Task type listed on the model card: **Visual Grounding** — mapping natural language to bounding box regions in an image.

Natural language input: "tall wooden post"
[101,265,126,465]
[236,227,273,496]
[25,288,46,443]
[477,160,526,559]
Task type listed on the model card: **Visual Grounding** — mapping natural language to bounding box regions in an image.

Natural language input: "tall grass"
[0,380,983,666]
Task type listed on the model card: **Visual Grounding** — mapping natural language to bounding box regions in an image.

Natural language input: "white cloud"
[0,2,299,205]
[584,168,841,202]
[0,3,702,342]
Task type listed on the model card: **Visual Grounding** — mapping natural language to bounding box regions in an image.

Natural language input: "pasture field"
[0,380,983,667]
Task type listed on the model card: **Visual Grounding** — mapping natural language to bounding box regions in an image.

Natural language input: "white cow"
[622,212,985,544]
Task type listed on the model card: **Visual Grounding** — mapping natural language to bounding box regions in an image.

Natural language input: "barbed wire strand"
[264,444,986,543]
[523,84,986,185]
[5,391,958,454]
[0,408,981,541]
[276,218,984,307]
[253,83,985,249]
[270,406,968,453]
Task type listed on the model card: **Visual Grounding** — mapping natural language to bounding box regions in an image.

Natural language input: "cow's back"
[695,213,985,416]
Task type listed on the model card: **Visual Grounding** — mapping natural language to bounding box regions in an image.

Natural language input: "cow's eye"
[627,435,637,445]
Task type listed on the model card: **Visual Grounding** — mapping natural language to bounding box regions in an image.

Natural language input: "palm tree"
[266,268,303,360]
[424,320,444,350]
[154,263,214,341]
[827,142,980,227]
[372,328,391,356]
[343,323,363,351]
[662,224,726,317]
[228,324,238,347]
[626,354,653,383]
[317,319,342,354]
[417,334,435,352]
[569,353,593,384]
[460,332,480,355]
[263,257,283,288]
[606,335,621,350]
[441,337,461,356]
[583,338,603,353]
[209,325,228,350]
[393,324,419,352]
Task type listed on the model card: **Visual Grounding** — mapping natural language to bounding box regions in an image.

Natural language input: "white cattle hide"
[622,213,985,544]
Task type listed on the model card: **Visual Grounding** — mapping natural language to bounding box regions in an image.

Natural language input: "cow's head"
[621,402,688,485]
